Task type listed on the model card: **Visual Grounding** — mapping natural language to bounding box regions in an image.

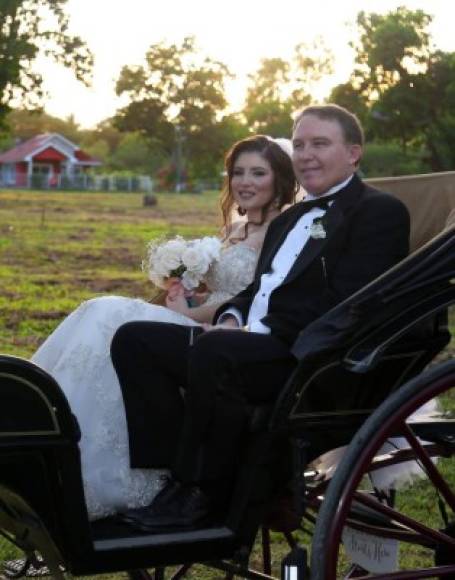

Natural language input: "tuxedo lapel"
[283,202,345,283]
[282,174,365,284]
[274,175,364,284]
[256,204,307,274]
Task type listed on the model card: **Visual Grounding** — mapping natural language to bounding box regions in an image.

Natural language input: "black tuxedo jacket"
[216,174,410,351]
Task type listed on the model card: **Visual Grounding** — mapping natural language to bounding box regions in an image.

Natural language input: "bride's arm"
[166,293,224,323]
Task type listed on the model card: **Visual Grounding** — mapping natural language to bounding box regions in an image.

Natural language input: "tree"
[110,132,161,174]
[79,119,123,156]
[5,108,81,142]
[329,83,369,128]
[243,58,294,136]
[243,39,333,136]
[361,142,428,177]
[331,7,455,171]
[0,0,93,129]
[114,36,233,184]
[348,8,432,98]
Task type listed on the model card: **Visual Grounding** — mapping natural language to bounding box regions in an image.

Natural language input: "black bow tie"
[300,192,338,211]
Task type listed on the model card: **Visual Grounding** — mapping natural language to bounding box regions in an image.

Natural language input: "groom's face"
[292,114,362,196]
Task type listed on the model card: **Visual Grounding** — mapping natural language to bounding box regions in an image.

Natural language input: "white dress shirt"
[218,175,354,333]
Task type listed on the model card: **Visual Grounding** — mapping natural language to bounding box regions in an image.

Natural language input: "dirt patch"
[68,228,95,241]
[10,335,41,349]
[3,309,69,329]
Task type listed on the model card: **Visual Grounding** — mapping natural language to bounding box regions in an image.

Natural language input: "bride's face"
[231,152,275,215]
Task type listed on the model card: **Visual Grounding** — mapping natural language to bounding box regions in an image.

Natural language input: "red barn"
[0,133,101,188]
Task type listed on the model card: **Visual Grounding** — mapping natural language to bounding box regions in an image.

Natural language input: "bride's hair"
[220,135,298,241]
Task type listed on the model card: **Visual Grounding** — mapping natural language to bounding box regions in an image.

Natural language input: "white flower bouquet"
[143,235,222,291]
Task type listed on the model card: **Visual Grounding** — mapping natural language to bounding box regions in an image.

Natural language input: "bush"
[30,174,46,189]
[115,176,129,191]
[361,142,429,178]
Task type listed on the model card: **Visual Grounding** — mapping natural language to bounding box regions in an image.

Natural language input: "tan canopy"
[366,171,455,252]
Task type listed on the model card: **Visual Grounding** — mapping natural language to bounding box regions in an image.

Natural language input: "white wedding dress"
[32,243,259,520]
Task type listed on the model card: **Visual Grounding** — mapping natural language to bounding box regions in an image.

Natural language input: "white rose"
[182,246,210,275]
[181,270,201,290]
[159,238,186,271]
[151,251,172,277]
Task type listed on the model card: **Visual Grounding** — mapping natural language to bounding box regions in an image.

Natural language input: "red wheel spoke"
[402,422,455,512]
[344,517,431,545]
[353,491,455,548]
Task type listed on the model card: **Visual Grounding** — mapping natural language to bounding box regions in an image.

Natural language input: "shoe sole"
[131,516,213,534]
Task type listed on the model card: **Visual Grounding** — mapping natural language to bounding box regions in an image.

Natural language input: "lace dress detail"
[204,243,257,305]
[31,242,258,520]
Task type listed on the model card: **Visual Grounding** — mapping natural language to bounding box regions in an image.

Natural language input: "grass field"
[0,189,454,578]
[0,189,221,358]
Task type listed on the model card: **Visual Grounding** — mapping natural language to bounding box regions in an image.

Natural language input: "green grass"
[0,188,454,578]
[0,189,220,357]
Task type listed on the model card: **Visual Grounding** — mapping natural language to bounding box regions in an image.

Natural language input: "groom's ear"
[348,144,362,167]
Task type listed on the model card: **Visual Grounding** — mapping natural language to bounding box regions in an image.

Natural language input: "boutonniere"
[309,217,327,239]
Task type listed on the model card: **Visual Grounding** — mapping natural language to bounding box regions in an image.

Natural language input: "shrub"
[361,142,429,177]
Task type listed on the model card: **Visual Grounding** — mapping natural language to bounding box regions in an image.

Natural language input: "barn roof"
[0,133,101,165]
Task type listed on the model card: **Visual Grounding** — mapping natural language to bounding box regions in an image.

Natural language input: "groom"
[111,104,410,532]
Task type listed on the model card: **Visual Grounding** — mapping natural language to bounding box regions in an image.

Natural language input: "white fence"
[2,173,154,192]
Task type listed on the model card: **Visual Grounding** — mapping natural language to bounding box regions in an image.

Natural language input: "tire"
[311,359,455,579]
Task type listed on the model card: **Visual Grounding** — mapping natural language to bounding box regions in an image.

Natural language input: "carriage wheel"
[310,359,455,579]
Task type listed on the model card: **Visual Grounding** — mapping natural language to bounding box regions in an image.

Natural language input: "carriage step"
[93,525,234,551]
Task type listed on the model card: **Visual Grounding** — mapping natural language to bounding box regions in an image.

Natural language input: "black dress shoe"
[128,484,213,533]
[119,475,182,524]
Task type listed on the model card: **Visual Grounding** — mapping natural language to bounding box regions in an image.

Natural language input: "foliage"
[244,39,333,136]
[6,6,455,180]
[109,132,161,174]
[80,119,124,155]
[360,141,428,177]
[328,82,369,128]
[0,0,93,129]
[349,7,432,97]
[114,36,237,185]
[330,7,455,171]
[81,138,110,164]
[4,108,81,142]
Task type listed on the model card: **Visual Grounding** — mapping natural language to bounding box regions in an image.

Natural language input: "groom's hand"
[202,315,241,332]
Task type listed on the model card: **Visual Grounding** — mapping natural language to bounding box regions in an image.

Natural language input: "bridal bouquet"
[143,235,222,291]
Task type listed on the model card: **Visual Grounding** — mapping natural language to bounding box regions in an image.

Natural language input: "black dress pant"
[111,321,296,485]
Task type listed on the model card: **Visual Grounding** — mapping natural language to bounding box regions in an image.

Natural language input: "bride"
[31,135,298,520]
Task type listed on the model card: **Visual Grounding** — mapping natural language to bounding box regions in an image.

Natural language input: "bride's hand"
[166,290,192,316]
[166,279,185,301]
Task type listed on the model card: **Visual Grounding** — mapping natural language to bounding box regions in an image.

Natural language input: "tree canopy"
[243,39,333,137]
[5,6,455,182]
[114,36,239,180]
[0,0,93,129]
[330,7,455,172]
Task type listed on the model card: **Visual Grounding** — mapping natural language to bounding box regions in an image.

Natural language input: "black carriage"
[0,224,454,579]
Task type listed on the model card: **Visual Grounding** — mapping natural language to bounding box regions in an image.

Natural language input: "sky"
[37,0,455,129]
